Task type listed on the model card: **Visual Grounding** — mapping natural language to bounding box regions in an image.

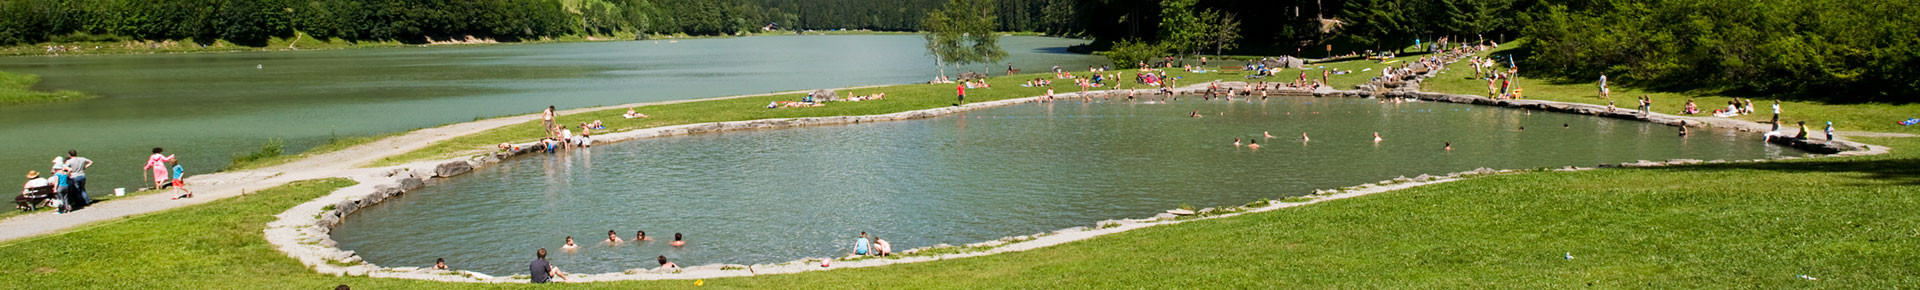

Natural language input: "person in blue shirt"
[170,163,193,199]
[53,168,75,213]
[854,232,871,256]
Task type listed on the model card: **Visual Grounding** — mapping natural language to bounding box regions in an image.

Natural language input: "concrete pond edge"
[264,70,1889,283]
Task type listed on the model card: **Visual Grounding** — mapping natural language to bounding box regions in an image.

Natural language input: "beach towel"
[1901,118,1920,126]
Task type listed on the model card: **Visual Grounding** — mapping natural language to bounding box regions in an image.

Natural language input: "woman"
[1232,138,1242,147]
[52,168,76,213]
[635,230,652,242]
[873,236,892,257]
[143,148,176,190]
[671,233,686,247]
[1373,132,1384,143]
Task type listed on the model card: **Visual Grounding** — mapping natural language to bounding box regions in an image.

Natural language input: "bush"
[1100,39,1168,69]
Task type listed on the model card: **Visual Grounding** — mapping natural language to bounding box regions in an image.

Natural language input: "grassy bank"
[1422,40,1920,133]
[3,136,1913,287]
[0,71,92,105]
[222,132,406,172]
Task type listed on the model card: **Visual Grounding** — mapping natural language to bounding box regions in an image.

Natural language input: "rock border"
[266,69,1888,282]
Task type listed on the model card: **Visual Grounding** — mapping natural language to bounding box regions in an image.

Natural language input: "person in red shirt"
[956,84,966,105]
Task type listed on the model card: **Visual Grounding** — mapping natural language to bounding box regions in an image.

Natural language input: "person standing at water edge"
[63,150,93,206]
[143,148,176,190]
[955,83,966,105]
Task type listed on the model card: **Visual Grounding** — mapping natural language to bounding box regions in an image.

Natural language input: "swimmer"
[1301,132,1310,142]
[1563,123,1570,129]
[1518,126,1526,131]
[1679,121,1690,136]
[1264,131,1275,139]
[657,255,680,269]
[604,230,623,244]
[1189,109,1202,118]
[1247,139,1261,149]
[1233,138,1242,147]
[1444,141,1453,151]
[563,236,579,250]
[636,230,652,242]
[434,258,449,270]
[671,233,686,247]
[1373,132,1383,143]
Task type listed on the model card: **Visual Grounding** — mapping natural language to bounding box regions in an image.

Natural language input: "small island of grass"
[0,71,93,106]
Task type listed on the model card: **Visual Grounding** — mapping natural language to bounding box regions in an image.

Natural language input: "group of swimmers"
[1228,131,1387,150]
[523,230,689,283]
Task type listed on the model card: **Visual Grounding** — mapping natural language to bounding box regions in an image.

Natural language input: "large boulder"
[435,161,472,177]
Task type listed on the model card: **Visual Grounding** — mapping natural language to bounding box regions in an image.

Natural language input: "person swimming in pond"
[1189,109,1202,118]
[1518,126,1525,131]
[1373,132,1383,143]
[657,255,680,270]
[434,258,449,270]
[636,230,651,242]
[604,230,623,244]
[1301,132,1310,142]
[1563,123,1570,129]
[1247,139,1261,149]
[1444,141,1453,151]
[1264,131,1275,139]
[1233,138,1242,147]
[563,236,579,251]
[671,233,686,247]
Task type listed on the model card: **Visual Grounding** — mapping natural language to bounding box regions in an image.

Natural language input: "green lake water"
[0,35,1108,190]
[332,98,1796,275]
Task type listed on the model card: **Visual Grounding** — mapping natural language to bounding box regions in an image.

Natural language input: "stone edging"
[264,69,1888,283]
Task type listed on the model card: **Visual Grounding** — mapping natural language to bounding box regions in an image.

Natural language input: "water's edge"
[266,70,1884,283]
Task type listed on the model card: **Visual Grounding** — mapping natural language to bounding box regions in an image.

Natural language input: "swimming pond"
[331,96,1796,275]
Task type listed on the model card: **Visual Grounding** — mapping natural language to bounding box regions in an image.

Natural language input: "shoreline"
[267,77,1885,282]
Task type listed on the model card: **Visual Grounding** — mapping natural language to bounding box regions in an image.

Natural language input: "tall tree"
[922,0,1005,77]
[1209,11,1240,55]
[1157,0,1211,56]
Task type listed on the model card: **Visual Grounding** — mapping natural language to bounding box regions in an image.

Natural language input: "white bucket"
[115,188,126,196]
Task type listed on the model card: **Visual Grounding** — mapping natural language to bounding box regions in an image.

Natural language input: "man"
[63,150,92,205]
[955,83,966,105]
[1598,74,1609,98]
[529,248,567,283]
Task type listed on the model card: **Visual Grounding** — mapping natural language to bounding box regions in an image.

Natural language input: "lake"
[0,35,1110,190]
[332,97,1795,275]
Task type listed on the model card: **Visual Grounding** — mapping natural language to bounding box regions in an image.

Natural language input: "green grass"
[1421,40,1920,134]
[222,132,403,172]
[4,136,1914,288]
[0,71,94,106]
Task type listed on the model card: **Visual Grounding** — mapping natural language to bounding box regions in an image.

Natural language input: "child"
[169,162,192,199]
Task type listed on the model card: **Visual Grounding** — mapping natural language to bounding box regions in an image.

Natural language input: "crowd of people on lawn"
[16,148,191,213]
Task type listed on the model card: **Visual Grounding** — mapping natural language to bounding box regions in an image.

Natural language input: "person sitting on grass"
[530,248,568,283]
[873,235,892,257]
[854,232,871,256]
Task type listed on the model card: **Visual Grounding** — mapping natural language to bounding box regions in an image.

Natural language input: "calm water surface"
[0,35,1107,189]
[333,97,1795,275]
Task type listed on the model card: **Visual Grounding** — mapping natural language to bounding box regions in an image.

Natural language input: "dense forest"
[1523,0,1920,101]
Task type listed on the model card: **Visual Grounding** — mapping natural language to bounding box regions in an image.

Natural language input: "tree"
[922,0,1005,77]
[1209,11,1240,55]
[1157,0,1211,56]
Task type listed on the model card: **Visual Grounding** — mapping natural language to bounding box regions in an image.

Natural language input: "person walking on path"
[62,150,92,206]
[143,148,176,190]
[1825,121,1836,141]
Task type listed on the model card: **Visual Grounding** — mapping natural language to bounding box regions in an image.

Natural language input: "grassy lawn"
[7,136,1917,288]
[1421,40,1920,134]
[0,71,93,106]
[222,132,405,172]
